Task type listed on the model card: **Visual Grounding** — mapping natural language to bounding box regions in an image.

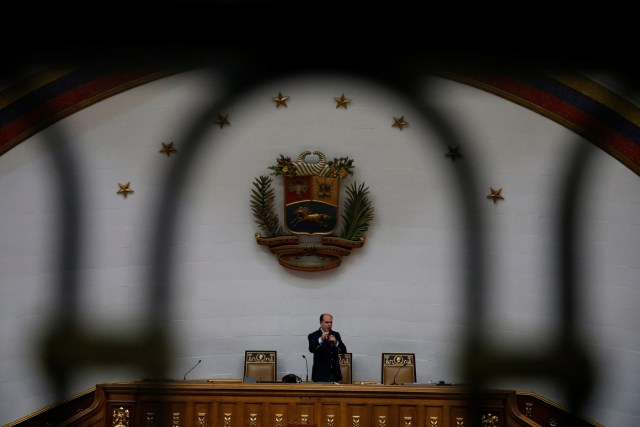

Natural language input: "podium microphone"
[183,359,202,380]
[302,355,309,382]
[391,361,407,385]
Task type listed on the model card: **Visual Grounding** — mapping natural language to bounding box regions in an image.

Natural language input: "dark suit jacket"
[307,328,347,382]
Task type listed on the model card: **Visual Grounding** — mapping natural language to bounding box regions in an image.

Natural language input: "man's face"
[320,316,333,332]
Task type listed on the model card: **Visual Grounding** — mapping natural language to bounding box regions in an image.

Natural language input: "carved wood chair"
[381,353,416,385]
[243,350,277,382]
[339,352,352,384]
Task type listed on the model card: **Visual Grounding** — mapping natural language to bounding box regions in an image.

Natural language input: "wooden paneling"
[3,388,96,427]
[48,381,565,427]
[516,391,605,427]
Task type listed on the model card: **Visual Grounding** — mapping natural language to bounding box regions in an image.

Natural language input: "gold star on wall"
[487,187,504,204]
[335,94,352,109]
[159,142,177,157]
[272,92,289,108]
[214,113,231,129]
[117,182,134,199]
[445,146,463,162]
[392,115,409,130]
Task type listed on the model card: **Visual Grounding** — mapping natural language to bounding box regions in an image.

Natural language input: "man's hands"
[322,331,336,345]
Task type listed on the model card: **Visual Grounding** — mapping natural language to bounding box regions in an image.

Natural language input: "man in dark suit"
[307,313,347,382]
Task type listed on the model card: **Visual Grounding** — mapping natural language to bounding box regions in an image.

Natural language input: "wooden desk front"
[65,381,536,427]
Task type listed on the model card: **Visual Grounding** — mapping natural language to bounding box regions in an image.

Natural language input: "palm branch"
[340,181,374,240]
[250,175,286,237]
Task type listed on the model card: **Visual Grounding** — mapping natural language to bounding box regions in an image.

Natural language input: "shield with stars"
[285,175,339,235]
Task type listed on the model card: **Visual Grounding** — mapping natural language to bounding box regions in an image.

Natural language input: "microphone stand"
[183,359,202,380]
[391,361,407,385]
[302,354,309,382]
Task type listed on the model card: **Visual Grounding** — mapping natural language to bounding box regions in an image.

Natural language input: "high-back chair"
[338,352,352,384]
[381,353,416,385]
[243,350,277,382]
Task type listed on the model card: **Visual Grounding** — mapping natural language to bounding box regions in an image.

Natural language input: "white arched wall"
[0,68,639,427]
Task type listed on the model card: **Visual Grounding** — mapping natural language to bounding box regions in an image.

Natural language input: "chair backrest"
[338,352,352,384]
[244,350,277,382]
[381,353,416,385]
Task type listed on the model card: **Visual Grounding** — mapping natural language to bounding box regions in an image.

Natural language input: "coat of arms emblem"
[251,150,374,272]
